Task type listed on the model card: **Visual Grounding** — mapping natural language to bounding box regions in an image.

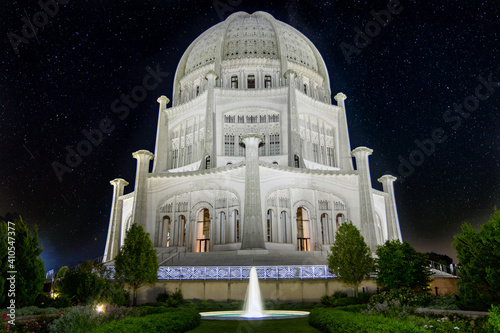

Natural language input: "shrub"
[49,305,103,333]
[309,308,423,332]
[166,289,183,308]
[155,289,183,307]
[489,304,500,332]
[365,288,431,317]
[18,314,57,333]
[90,308,201,333]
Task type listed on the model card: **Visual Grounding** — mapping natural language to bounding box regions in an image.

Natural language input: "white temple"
[103,11,402,264]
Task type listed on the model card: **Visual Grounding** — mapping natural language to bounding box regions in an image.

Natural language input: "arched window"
[321,213,329,244]
[196,209,210,252]
[234,210,240,242]
[196,86,200,96]
[303,84,307,94]
[247,74,255,89]
[205,156,211,169]
[178,215,186,246]
[231,75,238,89]
[163,216,171,247]
[294,154,300,168]
[297,207,310,251]
[281,211,287,243]
[267,209,273,242]
[219,211,226,244]
[336,213,344,231]
[264,75,272,88]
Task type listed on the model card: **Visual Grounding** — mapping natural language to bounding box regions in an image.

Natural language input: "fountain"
[200,266,309,320]
[242,266,264,318]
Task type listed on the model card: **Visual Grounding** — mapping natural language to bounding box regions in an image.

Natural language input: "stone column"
[378,175,403,241]
[335,93,354,170]
[131,150,154,229]
[202,71,218,169]
[239,134,267,252]
[153,96,169,173]
[284,70,301,168]
[103,178,128,261]
[351,147,377,251]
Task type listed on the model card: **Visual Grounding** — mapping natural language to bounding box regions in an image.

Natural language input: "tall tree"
[453,208,500,310]
[0,216,45,307]
[376,240,432,291]
[328,222,374,297]
[114,223,158,305]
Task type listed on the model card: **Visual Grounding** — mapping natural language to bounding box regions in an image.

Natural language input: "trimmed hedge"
[90,308,201,333]
[309,308,424,333]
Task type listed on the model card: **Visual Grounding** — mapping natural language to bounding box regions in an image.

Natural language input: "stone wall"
[134,278,379,304]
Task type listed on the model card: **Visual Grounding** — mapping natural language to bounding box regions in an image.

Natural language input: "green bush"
[155,289,183,307]
[489,304,500,332]
[166,289,184,308]
[309,308,423,333]
[90,308,201,333]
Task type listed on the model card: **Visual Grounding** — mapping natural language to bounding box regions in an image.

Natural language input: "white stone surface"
[103,11,402,263]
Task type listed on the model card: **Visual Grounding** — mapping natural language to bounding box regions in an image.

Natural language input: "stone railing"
[106,265,338,280]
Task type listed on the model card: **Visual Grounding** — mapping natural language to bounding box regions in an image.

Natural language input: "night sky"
[1,0,499,271]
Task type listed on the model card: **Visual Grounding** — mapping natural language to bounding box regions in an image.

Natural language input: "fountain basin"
[200,310,310,320]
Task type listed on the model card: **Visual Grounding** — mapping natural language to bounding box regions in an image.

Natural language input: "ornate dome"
[173,11,331,104]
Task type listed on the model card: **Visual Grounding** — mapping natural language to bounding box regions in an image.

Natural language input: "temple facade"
[103,11,402,263]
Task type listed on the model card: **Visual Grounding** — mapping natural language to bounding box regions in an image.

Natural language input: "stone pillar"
[351,147,377,251]
[152,96,170,173]
[202,71,218,169]
[239,134,267,252]
[131,150,154,229]
[284,70,302,168]
[378,175,402,241]
[103,178,128,261]
[335,93,354,170]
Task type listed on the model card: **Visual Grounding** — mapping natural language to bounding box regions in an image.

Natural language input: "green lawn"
[187,317,320,333]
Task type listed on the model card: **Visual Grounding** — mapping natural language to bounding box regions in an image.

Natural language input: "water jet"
[200,266,309,320]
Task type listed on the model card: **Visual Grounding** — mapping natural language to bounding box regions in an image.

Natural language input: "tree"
[453,208,500,310]
[0,216,45,307]
[58,261,109,304]
[327,222,374,297]
[376,240,431,291]
[114,223,158,305]
[426,252,453,266]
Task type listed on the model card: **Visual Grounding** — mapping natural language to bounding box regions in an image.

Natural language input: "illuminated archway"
[296,207,310,251]
[196,208,210,252]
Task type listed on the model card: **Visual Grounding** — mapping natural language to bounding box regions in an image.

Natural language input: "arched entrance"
[296,207,310,251]
[196,208,210,252]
